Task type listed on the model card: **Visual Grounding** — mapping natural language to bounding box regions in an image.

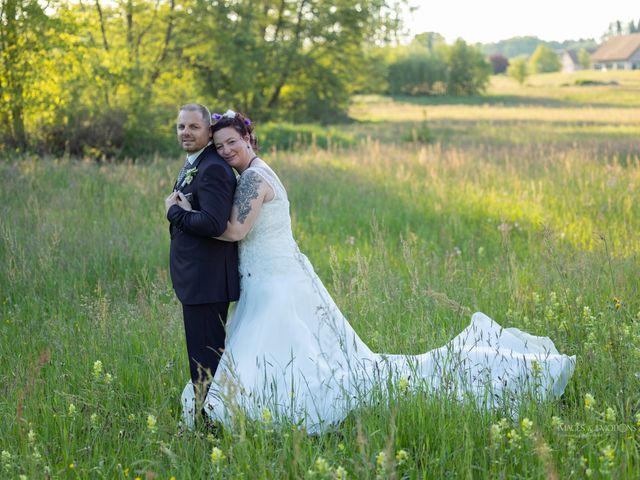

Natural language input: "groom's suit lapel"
[190,146,208,173]
[176,146,210,192]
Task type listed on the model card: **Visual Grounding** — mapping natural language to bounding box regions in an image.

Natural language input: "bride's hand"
[176,192,193,211]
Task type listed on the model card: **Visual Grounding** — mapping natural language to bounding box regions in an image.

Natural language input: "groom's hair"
[178,103,211,126]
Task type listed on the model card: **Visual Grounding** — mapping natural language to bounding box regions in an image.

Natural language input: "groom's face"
[176,110,211,153]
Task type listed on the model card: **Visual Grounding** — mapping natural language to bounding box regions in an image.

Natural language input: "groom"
[165,103,240,415]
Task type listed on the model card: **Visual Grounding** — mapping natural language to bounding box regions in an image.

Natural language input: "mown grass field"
[1,71,639,478]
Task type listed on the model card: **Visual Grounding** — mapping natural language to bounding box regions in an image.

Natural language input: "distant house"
[562,50,583,72]
[591,33,640,70]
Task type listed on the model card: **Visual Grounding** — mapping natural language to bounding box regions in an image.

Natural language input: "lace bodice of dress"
[238,165,298,278]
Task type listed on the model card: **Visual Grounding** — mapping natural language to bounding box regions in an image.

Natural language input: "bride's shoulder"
[248,157,269,170]
[243,159,276,180]
[242,162,282,200]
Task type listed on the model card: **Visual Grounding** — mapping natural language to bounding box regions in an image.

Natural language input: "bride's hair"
[211,111,258,151]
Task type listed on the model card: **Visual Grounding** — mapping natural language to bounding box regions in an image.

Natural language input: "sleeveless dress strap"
[246,165,287,201]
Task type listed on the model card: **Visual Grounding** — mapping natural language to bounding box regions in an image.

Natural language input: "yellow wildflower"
[313,457,330,474]
[551,416,562,429]
[2,450,12,468]
[146,414,157,432]
[90,413,99,426]
[261,408,272,425]
[520,417,533,437]
[507,429,520,448]
[395,449,409,464]
[375,451,387,470]
[93,360,103,380]
[604,407,616,422]
[584,393,595,410]
[210,447,225,465]
[104,373,113,384]
[69,463,75,469]
[335,465,348,480]
[531,360,542,378]
[68,403,76,417]
[585,468,593,477]
[600,445,615,464]
[398,377,409,393]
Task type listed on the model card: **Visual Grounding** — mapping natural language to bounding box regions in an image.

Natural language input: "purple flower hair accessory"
[212,113,222,120]
[244,118,252,126]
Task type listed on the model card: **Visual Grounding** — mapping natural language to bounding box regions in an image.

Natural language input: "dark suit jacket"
[167,145,240,305]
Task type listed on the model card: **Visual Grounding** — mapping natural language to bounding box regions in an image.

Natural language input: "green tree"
[181,0,403,123]
[0,0,55,149]
[445,39,491,95]
[411,31,445,51]
[0,0,406,156]
[507,57,529,85]
[387,46,447,95]
[481,36,542,58]
[577,48,591,69]
[352,47,393,94]
[528,44,561,73]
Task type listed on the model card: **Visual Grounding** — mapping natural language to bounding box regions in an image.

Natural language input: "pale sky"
[405,0,639,44]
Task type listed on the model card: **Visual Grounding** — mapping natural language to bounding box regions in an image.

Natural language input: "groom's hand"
[165,192,179,214]
[175,192,193,211]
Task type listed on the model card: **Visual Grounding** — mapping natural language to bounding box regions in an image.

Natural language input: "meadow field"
[1,71,639,478]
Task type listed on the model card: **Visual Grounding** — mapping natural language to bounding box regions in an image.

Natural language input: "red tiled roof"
[591,33,640,62]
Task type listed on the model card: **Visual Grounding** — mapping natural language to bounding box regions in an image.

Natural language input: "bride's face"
[213,127,251,169]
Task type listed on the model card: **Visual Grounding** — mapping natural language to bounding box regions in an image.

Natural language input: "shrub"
[507,57,529,85]
[489,54,509,74]
[401,121,432,144]
[574,79,619,86]
[528,45,561,73]
[388,49,448,96]
[40,108,127,159]
[257,122,356,151]
[446,39,492,95]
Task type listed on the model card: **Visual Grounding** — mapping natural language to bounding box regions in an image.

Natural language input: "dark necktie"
[174,157,191,190]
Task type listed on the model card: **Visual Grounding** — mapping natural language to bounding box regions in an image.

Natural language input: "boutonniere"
[183,167,198,186]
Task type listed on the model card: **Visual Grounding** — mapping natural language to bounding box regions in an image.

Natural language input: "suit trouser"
[181,302,229,402]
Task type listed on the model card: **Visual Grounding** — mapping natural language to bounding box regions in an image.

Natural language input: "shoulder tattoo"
[235,170,262,224]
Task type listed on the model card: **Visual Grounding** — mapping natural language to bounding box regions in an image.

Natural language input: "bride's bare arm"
[215,170,274,241]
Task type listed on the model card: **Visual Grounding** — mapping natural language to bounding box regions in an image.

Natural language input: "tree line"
[604,18,640,38]
[0,0,502,159]
[0,0,405,158]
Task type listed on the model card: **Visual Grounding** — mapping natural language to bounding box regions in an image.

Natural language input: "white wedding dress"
[181,165,576,434]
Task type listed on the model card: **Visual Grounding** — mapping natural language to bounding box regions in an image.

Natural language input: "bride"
[176,110,576,434]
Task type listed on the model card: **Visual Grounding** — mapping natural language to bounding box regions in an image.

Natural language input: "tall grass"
[1,80,639,477]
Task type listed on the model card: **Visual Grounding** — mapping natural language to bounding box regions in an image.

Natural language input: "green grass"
[1,73,640,478]
[350,71,640,151]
